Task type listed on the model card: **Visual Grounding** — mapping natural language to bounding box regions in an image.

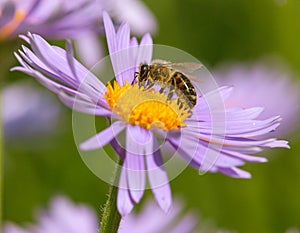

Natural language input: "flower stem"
[99,156,122,233]
[0,78,3,230]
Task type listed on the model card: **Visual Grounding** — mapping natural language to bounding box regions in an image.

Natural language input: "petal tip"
[160,196,172,213]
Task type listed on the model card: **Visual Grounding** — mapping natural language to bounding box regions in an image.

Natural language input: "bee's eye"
[141,65,148,72]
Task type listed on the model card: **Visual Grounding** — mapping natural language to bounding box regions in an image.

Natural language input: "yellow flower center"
[0,9,25,39]
[104,80,191,130]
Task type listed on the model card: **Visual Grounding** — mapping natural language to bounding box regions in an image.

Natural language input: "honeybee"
[133,60,202,108]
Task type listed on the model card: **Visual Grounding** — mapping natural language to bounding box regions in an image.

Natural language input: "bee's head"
[139,63,150,81]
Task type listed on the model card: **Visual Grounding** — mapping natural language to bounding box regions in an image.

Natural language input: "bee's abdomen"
[173,72,197,108]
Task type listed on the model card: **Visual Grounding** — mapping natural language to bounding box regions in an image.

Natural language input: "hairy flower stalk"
[100,156,122,233]
[12,12,289,232]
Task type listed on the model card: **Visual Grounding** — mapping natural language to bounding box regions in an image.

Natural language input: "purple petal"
[14,35,108,112]
[196,120,281,138]
[13,54,108,113]
[74,33,103,68]
[225,107,264,120]
[126,37,139,84]
[65,39,79,81]
[263,139,290,148]
[170,213,198,233]
[20,34,106,99]
[214,64,300,137]
[223,116,281,137]
[30,34,106,94]
[12,60,77,97]
[191,86,234,118]
[117,166,134,216]
[168,132,245,172]
[136,33,153,64]
[103,11,117,55]
[127,125,152,145]
[80,121,125,150]
[124,152,145,203]
[125,125,150,203]
[58,91,111,116]
[3,223,29,233]
[29,34,79,85]
[119,199,182,233]
[52,45,106,95]
[115,23,131,85]
[146,137,172,212]
[130,37,138,49]
[117,24,130,51]
[110,138,126,160]
[112,0,157,35]
[218,167,251,179]
[221,149,267,163]
[36,196,98,233]
[167,131,202,169]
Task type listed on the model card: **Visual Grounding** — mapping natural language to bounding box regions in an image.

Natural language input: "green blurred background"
[2,0,300,232]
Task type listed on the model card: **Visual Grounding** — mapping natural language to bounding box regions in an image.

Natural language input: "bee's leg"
[166,78,176,100]
[159,83,166,94]
[143,78,155,90]
[176,96,186,109]
[138,78,150,88]
[139,80,144,88]
[132,72,139,85]
[167,85,175,99]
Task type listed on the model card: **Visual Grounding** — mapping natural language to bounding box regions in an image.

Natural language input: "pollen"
[0,9,25,39]
[104,80,191,131]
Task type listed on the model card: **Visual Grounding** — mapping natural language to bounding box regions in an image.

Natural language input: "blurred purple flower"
[0,0,102,39]
[12,13,289,215]
[119,199,197,233]
[3,196,99,233]
[0,0,157,66]
[213,64,300,137]
[104,0,157,35]
[3,196,198,233]
[285,229,300,233]
[3,81,61,141]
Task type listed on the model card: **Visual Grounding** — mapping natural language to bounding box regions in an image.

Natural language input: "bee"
[133,60,202,109]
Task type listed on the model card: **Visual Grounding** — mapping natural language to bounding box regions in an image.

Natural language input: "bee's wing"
[163,62,204,83]
[165,62,202,73]
[150,60,204,83]
[151,60,202,72]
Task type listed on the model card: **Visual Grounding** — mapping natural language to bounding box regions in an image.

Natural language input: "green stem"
[0,78,2,232]
[99,156,122,233]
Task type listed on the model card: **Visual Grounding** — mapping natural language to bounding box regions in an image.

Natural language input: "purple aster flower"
[0,0,156,67]
[12,13,289,215]
[3,80,61,141]
[73,0,157,67]
[0,0,103,67]
[0,0,156,39]
[285,229,300,233]
[3,196,99,233]
[3,196,198,233]
[119,199,197,233]
[0,0,102,39]
[213,63,300,137]
[104,0,157,35]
